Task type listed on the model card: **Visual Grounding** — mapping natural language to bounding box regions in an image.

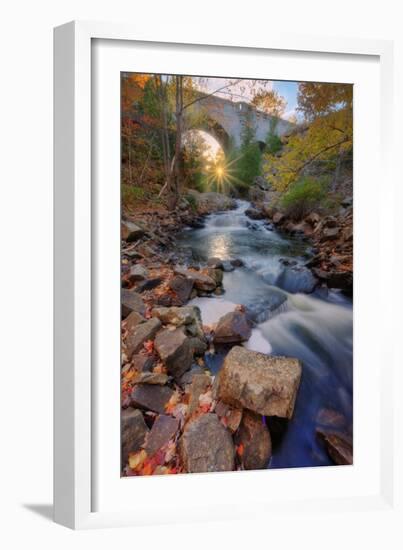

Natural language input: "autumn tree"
[263,83,353,192]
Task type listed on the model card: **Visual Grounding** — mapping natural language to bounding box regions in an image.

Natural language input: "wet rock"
[174,267,217,292]
[276,266,317,294]
[121,221,145,242]
[213,311,252,345]
[134,372,169,385]
[206,267,223,285]
[135,277,163,293]
[131,354,155,373]
[131,384,175,414]
[235,411,272,470]
[144,415,179,457]
[126,317,161,358]
[179,413,235,473]
[168,275,194,303]
[154,328,193,379]
[188,337,208,356]
[207,257,224,270]
[245,207,265,220]
[121,289,146,318]
[230,258,244,268]
[187,374,211,415]
[128,264,148,282]
[317,430,353,465]
[121,408,149,468]
[312,268,353,294]
[217,346,302,419]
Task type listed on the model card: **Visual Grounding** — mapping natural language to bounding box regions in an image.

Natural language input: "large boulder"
[187,190,236,214]
[174,267,216,292]
[213,311,252,345]
[276,266,317,294]
[121,289,146,318]
[217,346,302,419]
[121,408,149,469]
[179,413,235,473]
[131,384,175,414]
[121,221,145,242]
[168,275,194,303]
[154,328,193,379]
[125,317,161,358]
[235,410,272,470]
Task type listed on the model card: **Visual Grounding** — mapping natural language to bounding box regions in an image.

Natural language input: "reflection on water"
[178,200,353,469]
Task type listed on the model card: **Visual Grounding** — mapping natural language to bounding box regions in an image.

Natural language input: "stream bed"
[178,200,353,469]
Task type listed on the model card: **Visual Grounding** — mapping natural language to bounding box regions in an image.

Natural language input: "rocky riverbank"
[246,178,353,296]
[121,191,353,476]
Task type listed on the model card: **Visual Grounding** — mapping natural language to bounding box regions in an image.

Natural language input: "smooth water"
[178,200,353,468]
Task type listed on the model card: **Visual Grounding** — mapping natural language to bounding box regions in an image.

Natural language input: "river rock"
[217,346,302,419]
[128,264,148,282]
[136,277,163,293]
[206,267,223,285]
[187,374,211,415]
[188,336,208,356]
[126,317,161,358]
[144,415,179,457]
[317,430,353,465]
[131,384,175,414]
[134,372,169,385]
[154,328,193,379]
[207,257,224,270]
[131,354,155,373]
[122,221,145,242]
[235,411,272,470]
[187,190,236,214]
[174,267,216,292]
[231,258,245,268]
[179,413,235,473]
[276,266,317,294]
[245,207,265,220]
[122,289,146,318]
[152,305,200,329]
[125,311,145,333]
[121,408,149,468]
[213,311,252,344]
[168,275,194,303]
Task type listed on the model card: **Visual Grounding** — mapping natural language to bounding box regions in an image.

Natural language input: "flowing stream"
[178,200,353,469]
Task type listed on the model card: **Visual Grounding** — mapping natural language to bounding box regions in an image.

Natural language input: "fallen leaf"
[128,449,147,470]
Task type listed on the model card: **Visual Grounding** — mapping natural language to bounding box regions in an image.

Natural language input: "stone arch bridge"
[189,93,293,150]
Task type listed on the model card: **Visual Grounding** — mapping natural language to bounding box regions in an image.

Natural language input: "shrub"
[121,184,146,206]
[281,176,328,221]
[184,193,198,212]
[234,142,262,192]
[265,133,282,155]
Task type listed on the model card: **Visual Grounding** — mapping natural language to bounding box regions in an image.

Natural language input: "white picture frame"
[54,20,396,530]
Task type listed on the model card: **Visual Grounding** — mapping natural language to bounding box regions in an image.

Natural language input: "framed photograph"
[54,21,395,529]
